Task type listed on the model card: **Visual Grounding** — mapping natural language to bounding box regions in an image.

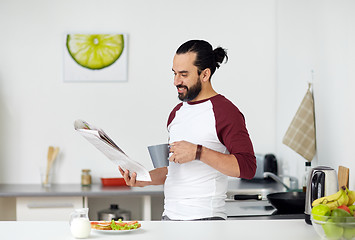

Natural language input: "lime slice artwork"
[66,34,124,70]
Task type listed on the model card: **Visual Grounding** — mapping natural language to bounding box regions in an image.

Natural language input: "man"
[120,40,256,220]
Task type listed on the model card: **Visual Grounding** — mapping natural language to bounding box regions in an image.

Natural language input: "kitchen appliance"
[98,204,131,221]
[267,192,306,214]
[253,154,278,180]
[304,166,338,225]
[226,178,287,218]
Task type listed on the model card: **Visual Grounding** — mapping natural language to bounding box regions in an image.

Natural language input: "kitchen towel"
[282,84,316,161]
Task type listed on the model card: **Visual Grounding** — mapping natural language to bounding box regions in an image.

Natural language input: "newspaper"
[74,119,151,181]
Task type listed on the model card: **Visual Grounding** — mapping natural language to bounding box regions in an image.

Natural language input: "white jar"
[70,217,91,238]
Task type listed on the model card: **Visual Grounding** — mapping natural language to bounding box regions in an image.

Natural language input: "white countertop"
[0,184,164,197]
[0,178,281,198]
[0,220,320,240]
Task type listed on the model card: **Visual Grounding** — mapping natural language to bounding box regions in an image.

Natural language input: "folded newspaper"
[74,119,151,181]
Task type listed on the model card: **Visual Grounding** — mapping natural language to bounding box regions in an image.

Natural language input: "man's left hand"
[169,141,198,164]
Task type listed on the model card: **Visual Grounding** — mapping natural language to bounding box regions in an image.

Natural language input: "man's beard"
[177,78,202,102]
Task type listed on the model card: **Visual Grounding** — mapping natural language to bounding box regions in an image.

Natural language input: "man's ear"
[201,68,211,82]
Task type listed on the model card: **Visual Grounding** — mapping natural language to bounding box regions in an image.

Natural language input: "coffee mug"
[148,144,170,168]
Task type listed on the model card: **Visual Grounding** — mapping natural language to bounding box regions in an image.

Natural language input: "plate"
[91,221,141,234]
[92,228,141,234]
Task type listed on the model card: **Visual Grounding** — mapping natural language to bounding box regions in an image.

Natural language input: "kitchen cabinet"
[0,184,164,221]
[0,197,16,220]
[16,196,83,221]
[1,179,288,221]
[87,195,164,221]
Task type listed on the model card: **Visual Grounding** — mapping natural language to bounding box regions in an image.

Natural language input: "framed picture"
[63,33,128,82]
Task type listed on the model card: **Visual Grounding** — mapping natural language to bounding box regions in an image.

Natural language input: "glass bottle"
[302,162,312,192]
[81,169,92,186]
[69,208,91,238]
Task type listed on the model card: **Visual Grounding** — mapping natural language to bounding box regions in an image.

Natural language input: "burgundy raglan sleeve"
[213,97,256,179]
[167,103,183,127]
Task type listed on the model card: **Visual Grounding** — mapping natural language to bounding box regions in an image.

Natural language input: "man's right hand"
[118,166,168,187]
[118,166,148,187]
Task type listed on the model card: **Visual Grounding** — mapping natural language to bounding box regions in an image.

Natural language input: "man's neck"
[190,88,218,102]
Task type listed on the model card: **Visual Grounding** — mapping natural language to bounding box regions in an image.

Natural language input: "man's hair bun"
[213,47,228,69]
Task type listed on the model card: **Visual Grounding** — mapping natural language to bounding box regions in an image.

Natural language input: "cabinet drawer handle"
[27,203,74,208]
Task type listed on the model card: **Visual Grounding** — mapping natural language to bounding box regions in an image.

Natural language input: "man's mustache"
[176,84,188,90]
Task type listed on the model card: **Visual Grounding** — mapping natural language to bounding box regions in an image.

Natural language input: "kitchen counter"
[0,178,282,198]
[0,179,293,221]
[0,184,164,221]
[0,220,320,240]
[0,184,164,197]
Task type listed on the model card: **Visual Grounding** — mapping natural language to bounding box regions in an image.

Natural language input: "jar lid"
[82,169,91,172]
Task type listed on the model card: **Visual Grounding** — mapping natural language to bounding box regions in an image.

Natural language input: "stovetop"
[226,178,303,219]
[226,178,284,200]
[228,213,305,220]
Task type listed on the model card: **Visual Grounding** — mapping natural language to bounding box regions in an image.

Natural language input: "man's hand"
[169,141,242,177]
[118,166,147,187]
[169,140,197,164]
[118,166,168,187]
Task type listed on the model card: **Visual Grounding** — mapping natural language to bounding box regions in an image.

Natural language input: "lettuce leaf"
[110,219,139,230]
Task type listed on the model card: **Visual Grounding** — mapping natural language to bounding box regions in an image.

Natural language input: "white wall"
[277,0,355,188]
[1,0,353,189]
[0,0,277,184]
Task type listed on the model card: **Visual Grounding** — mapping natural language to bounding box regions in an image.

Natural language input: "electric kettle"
[305,166,338,225]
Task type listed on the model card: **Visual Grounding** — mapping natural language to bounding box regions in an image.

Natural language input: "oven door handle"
[233,194,262,200]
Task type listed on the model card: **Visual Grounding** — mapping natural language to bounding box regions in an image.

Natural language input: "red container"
[100,178,127,186]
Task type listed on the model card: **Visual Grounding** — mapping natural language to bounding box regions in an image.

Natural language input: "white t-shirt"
[163,94,256,220]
